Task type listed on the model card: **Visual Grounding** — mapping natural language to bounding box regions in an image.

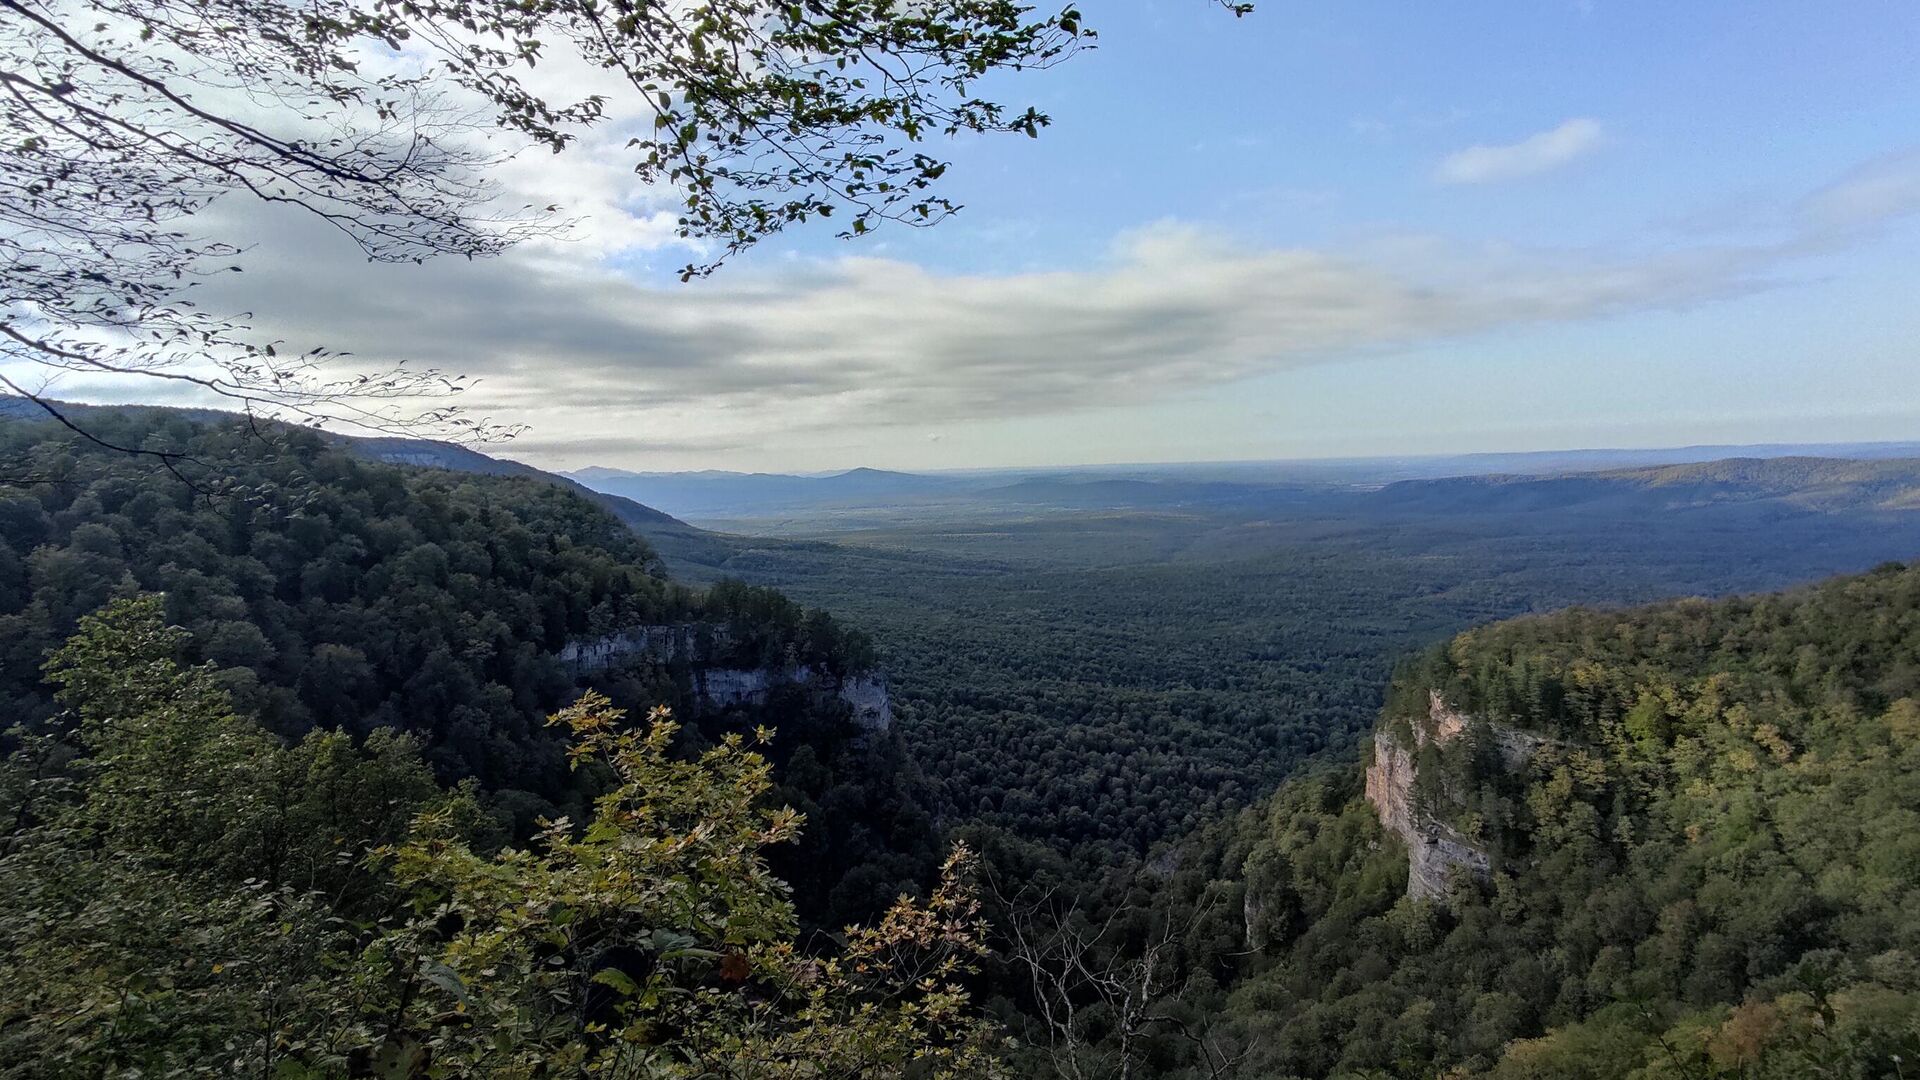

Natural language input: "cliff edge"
[559,623,892,733]
[1365,690,1555,900]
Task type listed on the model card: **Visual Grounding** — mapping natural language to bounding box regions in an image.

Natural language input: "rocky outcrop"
[1364,691,1555,901]
[558,624,892,732]
[1243,888,1270,952]
[834,675,894,731]
[681,666,893,732]
[559,624,718,669]
[1366,730,1491,901]
[1427,690,1555,768]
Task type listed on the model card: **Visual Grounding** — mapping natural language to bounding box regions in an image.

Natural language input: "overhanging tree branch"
[2,0,1245,451]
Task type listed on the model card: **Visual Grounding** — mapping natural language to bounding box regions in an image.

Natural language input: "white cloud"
[18,136,1920,471]
[1797,148,1920,239]
[1436,118,1604,184]
[153,206,1797,466]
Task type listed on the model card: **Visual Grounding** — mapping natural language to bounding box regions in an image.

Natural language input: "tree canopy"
[0,596,1003,1077]
[1105,561,1920,1078]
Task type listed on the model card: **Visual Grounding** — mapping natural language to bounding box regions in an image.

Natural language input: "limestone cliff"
[1365,727,1490,901]
[1364,691,1554,901]
[1426,691,1556,769]
[558,624,892,732]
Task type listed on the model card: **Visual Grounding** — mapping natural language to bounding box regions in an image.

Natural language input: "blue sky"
[164,1,1920,470]
[729,0,1920,467]
[907,2,1919,263]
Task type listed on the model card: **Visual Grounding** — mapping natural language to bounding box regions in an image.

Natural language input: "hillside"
[0,412,939,926]
[347,435,694,528]
[0,397,699,531]
[1127,561,1920,1078]
[1368,455,1920,516]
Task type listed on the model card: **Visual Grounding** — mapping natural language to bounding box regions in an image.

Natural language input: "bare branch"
[2,0,1116,455]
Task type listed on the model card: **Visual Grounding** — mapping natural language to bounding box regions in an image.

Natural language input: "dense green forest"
[12,0,1912,1070]
[1089,561,1920,1078]
[0,414,936,927]
[647,479,1920,863]
[0,597,999,1076]
[6,412,1919,1077]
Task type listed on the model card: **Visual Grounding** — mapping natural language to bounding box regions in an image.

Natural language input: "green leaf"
[420,959,471,1006]
[591,968,640,996]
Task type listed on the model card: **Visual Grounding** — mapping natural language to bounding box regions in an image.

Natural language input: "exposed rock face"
[833,676,894,731]
[1364,691,1554,901]
[1366,730,1491,901]
[558,624,891,732]
[1429,690,1556,768]
[1363,728,1418,844]
[1425,690,1471,744]
[685,667,893,731]
[560,624,718,669]
[1243,888,1270,952]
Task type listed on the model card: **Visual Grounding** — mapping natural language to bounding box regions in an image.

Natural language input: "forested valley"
[6,0,1916,1071]
[4,410,1918,1077]
[636,457,1920,865]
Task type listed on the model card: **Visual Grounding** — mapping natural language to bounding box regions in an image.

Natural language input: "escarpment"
[559,624,892,732]
[1365,690,1557,900]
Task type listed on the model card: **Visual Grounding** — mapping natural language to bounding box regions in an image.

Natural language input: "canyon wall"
[558,624,892,733]
[1365,690,1554,901]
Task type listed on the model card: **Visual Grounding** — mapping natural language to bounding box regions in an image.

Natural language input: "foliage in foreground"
[0,597,1002,1078]
[4,0,1100,441]
[2,413,935,932]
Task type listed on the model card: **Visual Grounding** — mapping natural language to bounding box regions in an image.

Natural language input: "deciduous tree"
[1,0,1109,444]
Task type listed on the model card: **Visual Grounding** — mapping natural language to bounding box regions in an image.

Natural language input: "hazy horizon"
[554,436,1920,480]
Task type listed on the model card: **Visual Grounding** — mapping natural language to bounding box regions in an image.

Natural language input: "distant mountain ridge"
[11,398,1920,526]
[568,451,1920,525]
[344,435,692,530]
[561,464,966,518]
[1368,455,1920,515]
[564,441,1920,521]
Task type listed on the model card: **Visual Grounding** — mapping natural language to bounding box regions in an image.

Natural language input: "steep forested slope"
[345,433,698,530]
[0,413,938,925]
[0,599,996,1078]
[1129,561,1920,1078]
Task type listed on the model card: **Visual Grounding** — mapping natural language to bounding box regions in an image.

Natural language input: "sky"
[36,1,1920,471]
